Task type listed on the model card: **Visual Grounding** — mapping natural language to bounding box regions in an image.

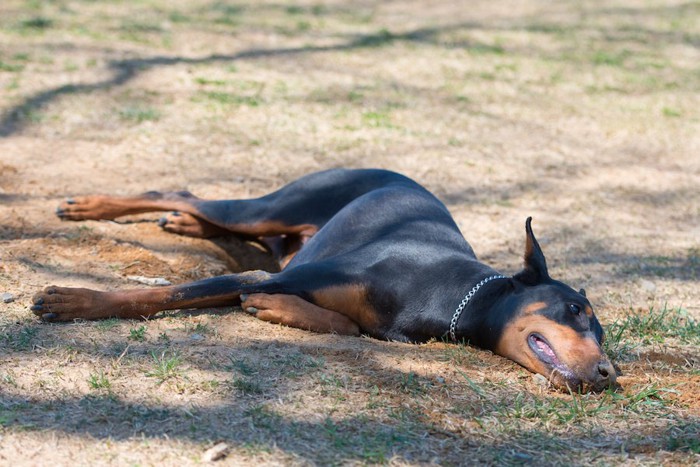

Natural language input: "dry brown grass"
[1,0,698,465]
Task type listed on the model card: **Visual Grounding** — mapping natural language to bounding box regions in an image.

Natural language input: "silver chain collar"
[449,274,508,342]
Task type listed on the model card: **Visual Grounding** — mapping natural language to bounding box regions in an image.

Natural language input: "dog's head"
[494,218,618,392]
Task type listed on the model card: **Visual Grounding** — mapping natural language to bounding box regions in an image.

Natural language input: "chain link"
[449,275,507,342]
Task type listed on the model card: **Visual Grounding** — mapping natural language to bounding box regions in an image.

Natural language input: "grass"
[118,106,161,123]
[197,91,262,107]
[157,331,171,344]
[471,382,676,431]
[591,49,632,67]
[604,306,699,360]
[192,322,211,335]
[146,351,182,384]
[398,371,426,395]
[244,404,282,430]
[95,318,120,332]
[87,371,112,391]
[274,351,325,376]
[0,60,24,72]
[228,355,256,376]
[0,0,698,464]
[665,421,700,453]
[19,17,53,30]
[128,325,147,341]
[195,77,228,86]
[663,106,682,118]
[1,325,39,351]
[232,377,263,395]
[362,110,393,128]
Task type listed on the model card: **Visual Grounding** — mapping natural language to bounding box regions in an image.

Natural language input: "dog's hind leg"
[56,169,414,237]
[56,190,201,222]
[55,169,415,265]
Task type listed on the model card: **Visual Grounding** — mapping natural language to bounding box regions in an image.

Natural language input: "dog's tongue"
[535,336,558,361]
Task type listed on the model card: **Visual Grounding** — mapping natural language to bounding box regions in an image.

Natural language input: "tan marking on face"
[585,305,594,317]
[311,284,380,333]
[495,315,605,384]
[522,301,548,315]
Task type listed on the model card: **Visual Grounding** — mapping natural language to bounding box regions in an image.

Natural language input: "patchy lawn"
[1,0,698,465]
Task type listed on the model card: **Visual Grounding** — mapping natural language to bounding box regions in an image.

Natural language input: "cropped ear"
[579,288,587,297]
[513,217,550,285]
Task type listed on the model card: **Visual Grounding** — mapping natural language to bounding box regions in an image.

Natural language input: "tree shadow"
[2,0,698,138]
[0,371,696,464]
[0,24,471,137]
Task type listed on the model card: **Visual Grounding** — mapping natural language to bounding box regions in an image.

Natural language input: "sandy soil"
[0,0,698,465]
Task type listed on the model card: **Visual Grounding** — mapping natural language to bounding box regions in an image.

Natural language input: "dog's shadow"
[207,235,281,274]
[110,217,280,274]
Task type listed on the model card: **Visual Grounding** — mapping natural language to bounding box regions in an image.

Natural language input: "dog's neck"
[452,275,516,349]
[449,274,508,341]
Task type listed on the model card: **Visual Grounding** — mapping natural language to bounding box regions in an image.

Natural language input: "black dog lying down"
[32,169,617,392]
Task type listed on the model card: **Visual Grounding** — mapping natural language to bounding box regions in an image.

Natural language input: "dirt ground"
[1,0,698,465]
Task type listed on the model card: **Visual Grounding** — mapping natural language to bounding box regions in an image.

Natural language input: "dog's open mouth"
[528,333,569,374]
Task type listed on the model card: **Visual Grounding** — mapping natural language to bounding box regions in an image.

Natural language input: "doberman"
[32,168,617,392]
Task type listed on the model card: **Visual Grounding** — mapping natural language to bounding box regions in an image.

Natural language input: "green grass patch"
[232,377,263,395]
[665,421,700,453]
[362,110,393,128]
[228,356,257,376]
[320,416,413,463]
[195,77,228,86]
[146,351,182,384]
[157,331,171,345]
[501,391,612,423]
[209,1,243,26]
[120,20,164,34]
[469,43,506,55]
[592,49,631,67]
[192,322,211,335]
[244,404,282,429]
[168,11,191,24]
[0,61,24,72]
[398,371,426,395]
[95,318,120,332]
[19,17,53,31]
[1,325,39,351]
[355,28,395,47]
[605,305,699,361]
[617,383,675,413]
[128,325,147,341]
[87,371,112,391]
[198,91,261,107]
[119,106,161,123]
[605,306,699,359]
[275,351,325,376]
[285,5,305,15]
[662,107,682,118]
[1,373,18,388]
[475,383,674,428]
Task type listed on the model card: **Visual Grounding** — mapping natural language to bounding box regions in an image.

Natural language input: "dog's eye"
[568,303,581,315]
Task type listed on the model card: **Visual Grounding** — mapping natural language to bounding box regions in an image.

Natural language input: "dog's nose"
[596,360,617,388]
